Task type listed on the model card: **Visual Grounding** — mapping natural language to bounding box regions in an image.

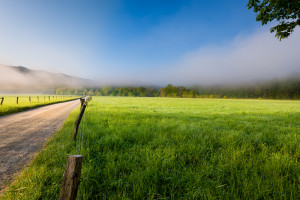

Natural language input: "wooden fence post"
[29,97,31,103]
[48,96,50,101]
[73,103,87,140]
[80,98,85,108]
[37,96,39,102]
[59,155,83,200]
[16,97,19,104]
[1,97,3,105]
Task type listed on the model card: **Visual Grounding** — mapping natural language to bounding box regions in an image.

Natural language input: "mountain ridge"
[0,65,93,93]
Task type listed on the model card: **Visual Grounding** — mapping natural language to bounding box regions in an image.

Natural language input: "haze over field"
[0,0,299,86]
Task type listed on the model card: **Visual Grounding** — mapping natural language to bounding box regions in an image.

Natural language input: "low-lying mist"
[93,28,300,87]
[1,28,300,93]
[168,29,300,86]
[0,65,92,93]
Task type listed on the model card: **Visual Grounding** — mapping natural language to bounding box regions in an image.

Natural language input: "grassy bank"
[0,95,80,116]
[1,97,299,199]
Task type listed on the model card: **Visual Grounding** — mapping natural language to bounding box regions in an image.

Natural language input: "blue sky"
[0,0,299,85]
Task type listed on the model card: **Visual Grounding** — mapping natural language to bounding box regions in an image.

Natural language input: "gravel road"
[0,99,80,191]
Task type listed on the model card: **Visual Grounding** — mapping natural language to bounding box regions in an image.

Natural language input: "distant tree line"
[56,77,300,99]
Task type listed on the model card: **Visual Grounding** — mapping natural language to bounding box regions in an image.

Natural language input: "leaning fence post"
[73,103,87,140]
[80,98,85,108]
[1,97,4,105]
[59,155,82,200]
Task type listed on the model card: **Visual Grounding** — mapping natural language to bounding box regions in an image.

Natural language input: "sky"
[0,0,299,86]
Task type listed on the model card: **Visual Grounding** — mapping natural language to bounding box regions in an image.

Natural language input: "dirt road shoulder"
[0,99,80,191]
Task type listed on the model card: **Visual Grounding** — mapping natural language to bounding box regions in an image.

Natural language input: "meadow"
[0,95,79,116]
[1,97,299,199]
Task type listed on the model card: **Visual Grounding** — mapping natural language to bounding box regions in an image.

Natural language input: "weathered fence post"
[29,97,31,103]
[1,97,4,105]
[16,97,19,104]
[73,103,87,140]
[85,97,88,107]
[37,96,39,102]
[59,155,82,200]
[80,98,85,108]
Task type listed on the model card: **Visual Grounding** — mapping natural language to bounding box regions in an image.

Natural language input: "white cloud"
[148,28,300,86]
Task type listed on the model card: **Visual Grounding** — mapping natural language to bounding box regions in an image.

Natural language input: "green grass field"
[0,95,79,116]
[1,97,299,199]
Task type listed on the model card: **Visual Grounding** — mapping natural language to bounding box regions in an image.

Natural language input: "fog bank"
[0,65,92,93]
[98,28,300,87]
[154,29,300,86]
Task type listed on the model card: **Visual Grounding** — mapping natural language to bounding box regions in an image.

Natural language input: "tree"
[188,90,195,98]
[182,91,188,98]
[56,88,62,95]
[247,0,300,40]
[83,88,88,96]
[88,89,94,96]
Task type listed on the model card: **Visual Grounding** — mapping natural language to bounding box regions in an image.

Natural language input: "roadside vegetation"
[1,97,299,199]
[0,95,79,116]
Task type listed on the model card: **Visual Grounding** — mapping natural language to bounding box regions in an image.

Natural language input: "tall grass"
[0,95,79,116]
[1,97,299,199]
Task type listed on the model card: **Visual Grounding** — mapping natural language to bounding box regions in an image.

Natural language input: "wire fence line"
[77,113,85,200]
[0,95,77,106]
[77,103,86,200]
[75,113,85,156]
[75,97,88,199]
[59,96,92,200]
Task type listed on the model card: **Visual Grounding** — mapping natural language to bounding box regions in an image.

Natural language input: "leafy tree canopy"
[248,0,300,40]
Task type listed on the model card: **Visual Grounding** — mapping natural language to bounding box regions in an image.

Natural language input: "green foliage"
[55,76,300,100]
[248,0,300,39]
[2,97,300,199]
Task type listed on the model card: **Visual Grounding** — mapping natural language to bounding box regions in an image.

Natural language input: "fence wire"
[75,100,87,200]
